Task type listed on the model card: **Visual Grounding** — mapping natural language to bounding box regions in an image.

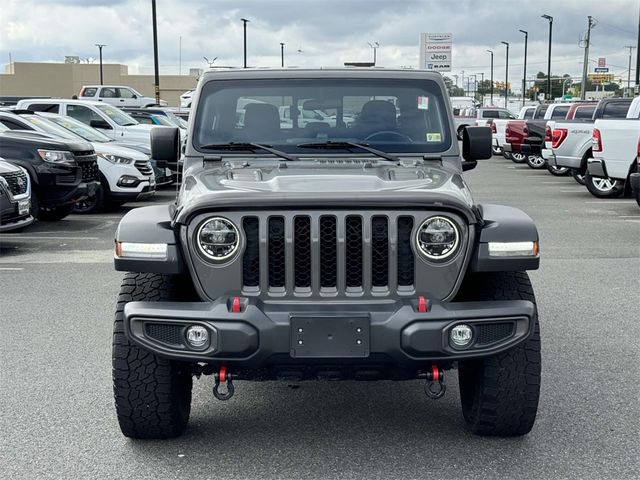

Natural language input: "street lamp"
[519,30,528,106]
[476,72,484,103]
[368,42,379,66]
[280,42,285,68]
[486,50,494,105]
[501,42,509,108]
[94,43,106,85]
[241,18,249,68]
[541,14,553,100]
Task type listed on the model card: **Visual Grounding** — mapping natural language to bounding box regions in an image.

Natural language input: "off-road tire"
[455,271,541,436]
[112,272,197,439]
[584,172,624,198]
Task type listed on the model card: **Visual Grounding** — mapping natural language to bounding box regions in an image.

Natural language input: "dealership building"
[0,62,198,106]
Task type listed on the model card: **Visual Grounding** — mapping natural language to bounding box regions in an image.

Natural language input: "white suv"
[78,85,167,107]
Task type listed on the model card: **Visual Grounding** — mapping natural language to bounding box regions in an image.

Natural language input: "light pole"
[280,42,285,68]
[476,72,484,103]
[470,74,477,101]
[94,43,106,85]
[241,18,249,68]
[151,0,160,103]
[486,50,494,105]
[368,42,379,66]
[541,14,553,100]
[519,30,528,106]
[624,45,635,96]
[501,41,509,108]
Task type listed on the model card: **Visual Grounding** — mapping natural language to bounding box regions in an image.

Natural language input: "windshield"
[193,78,452,155]
[44,115,112,142]
[21,115,83,141]
[96,104,138,126]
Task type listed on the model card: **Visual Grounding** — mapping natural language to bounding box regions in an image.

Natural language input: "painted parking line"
[618,215,640,219]
[559,190,587,193]
[0,267,24,271]
[585,200,635,204]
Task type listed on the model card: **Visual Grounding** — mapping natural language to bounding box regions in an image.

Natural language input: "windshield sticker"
[417,96,429,110]
[426,133,441,142]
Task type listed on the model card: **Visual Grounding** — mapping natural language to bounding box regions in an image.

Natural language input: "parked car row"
[482,96,640,208]
[0,99,190,231]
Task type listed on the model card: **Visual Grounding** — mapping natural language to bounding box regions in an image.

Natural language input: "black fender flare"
[471,204,540,272]
[114,204,185,274]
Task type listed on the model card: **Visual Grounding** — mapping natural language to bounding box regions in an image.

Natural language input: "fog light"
[450,324,473,347]
[185,325,209,349]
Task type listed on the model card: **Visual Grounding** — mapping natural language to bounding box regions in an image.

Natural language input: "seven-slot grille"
[242,213,415,295]
[134,160,153,176]
[0,171,28,196]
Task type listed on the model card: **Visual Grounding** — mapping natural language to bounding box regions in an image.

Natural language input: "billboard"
[419,33,452,72]
[588,73,614,84]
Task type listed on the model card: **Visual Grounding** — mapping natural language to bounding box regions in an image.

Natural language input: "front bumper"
[123,297,535,369]
[587,158,607,178]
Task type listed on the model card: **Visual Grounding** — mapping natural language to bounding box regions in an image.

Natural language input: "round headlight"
[197,217,240,261]
[416,216,459,260]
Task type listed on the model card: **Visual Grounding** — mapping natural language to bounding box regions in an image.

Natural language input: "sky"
[1,0,638,91]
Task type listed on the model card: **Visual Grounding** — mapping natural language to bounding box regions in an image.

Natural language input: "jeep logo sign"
[419,32,452,72]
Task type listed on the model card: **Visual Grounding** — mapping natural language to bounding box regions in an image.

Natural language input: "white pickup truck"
[542,98,633,190]
[453,107,515,143]
[16,99,155,146]
[586,97,640,198]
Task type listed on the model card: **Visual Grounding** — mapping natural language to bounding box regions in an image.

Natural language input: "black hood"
[0,131,93,152]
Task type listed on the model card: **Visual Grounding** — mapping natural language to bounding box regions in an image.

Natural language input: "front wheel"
[584,173,624,198]
[526,154,546,169]
[510,152,526,164]
[112,273,197,439]
[547,164,570,176]
[73,186,105,214]
[455,271,541,436]
[571,169,586,185]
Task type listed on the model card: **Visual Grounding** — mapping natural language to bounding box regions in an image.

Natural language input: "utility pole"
[519,30,528,107]
[151,0,160,104]
[280,43,285,67]
[486,50,494,105]
[461,70,465,96]
[241,18,249,68]
[94,43,106,85]
[476,72,484,103]
[470,74,477,101]
[625,46,636,96]
[541,15,553,100]
[501,41,509,108]
[580,16,595,100]
[636,6,640,93]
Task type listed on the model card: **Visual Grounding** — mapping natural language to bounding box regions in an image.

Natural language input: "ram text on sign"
[420,33,452,72]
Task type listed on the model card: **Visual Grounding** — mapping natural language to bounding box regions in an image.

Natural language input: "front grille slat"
[371,216,389,287]
[79,161,99,181]
[134,160,153,176]
[241,213,420,297]
[268,217,286,288]
[319,216,337,288]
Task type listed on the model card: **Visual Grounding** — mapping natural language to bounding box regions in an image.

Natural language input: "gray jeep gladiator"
[112,68,541,439]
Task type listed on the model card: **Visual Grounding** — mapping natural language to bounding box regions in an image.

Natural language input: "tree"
[443,76,465,97]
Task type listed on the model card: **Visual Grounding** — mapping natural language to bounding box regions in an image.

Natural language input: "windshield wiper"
[199,142,299,161]
[296,141,401,163]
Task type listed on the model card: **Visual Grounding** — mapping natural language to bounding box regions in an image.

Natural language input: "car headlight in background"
[100,153,134,164]
[416,216,460,261]
[197,217,240,261]
[37,149,76,166]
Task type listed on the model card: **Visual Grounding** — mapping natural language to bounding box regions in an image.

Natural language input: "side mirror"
[151,126,180,165]
[132,94,138,99]
[462,126,492,161]
[89,119,112,130]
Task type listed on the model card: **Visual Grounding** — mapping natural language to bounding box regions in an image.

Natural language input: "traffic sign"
[594,67,609,73]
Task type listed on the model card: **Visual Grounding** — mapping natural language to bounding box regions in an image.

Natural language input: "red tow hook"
[417,295,429,313]
[424,363,445,399]
[231,296,241,313]
[213,366,235,401]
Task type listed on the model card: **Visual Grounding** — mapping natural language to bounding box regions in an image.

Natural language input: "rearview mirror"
[89,119,112,130]
[462,126,492,161]
[151,126,180,164]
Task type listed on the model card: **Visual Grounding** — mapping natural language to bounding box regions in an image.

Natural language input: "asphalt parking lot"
[1,157,639,480]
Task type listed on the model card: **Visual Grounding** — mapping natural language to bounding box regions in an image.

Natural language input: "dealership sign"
[419,33,452,72]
